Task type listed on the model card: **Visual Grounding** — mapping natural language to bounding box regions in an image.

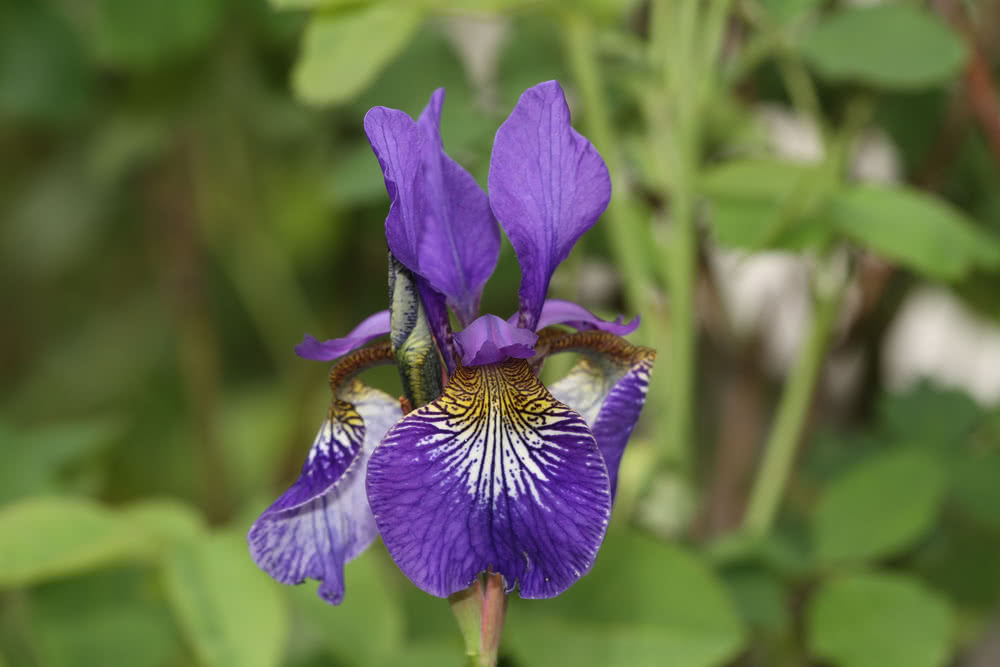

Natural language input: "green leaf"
[505,532,746,667]
[812,450,947,565]
[915,526,1000,611]
[119,498,207,544]
[699,159,830,249]
[807,572,954,667]
[799,5,967,89]
[163,532,288,667]
[292,5,423,106]
[878,385,982,451]
[373,641,463,667]
[270,0,368,8]
[0,417,122,503]
[288,548,404,665]
[701,159,819,201]
[0,3,92,122]
[759,0,823,26]
[30,567,179,667]
[952,452,1000,528]
[95,0,224,71]
[0,497,150,588]
[828,185,1000,281]
[720,566,789,632]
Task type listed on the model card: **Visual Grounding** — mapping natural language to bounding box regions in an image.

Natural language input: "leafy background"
[2,0,1000,666]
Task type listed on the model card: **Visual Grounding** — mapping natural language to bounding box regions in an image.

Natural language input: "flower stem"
[742,277,845,537]
[448,574,508,667]
[562,12,654,322]
[648,0,703,477]
[480,573,508,667]
[449,581,484,665]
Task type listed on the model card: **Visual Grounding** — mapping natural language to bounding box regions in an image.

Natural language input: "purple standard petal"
[547,336,655,499]
[416,90,500,325]
[296,311,391,362]
[488,81,611,330]
[453,314,538,366]
[516,299,640,336]
[367,359,612,599]
[248,382,402,604]
[365,91,499,326]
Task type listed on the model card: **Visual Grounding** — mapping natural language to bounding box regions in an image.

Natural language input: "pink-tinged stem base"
[480,573,508,666]
[447,573,509,667]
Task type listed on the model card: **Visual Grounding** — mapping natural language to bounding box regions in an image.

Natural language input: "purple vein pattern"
[248,380,401,604]
[366,359,612,599]
[548,343,655,500]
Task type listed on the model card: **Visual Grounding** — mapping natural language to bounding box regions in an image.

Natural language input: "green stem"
[447,574,508,667]
[664,135,698,476]
[449,581,484,666]
[479,573,508,667]
[562,12,653,322]
[648,0,703,475]
[777,56,827,140]
[742,278,845,536]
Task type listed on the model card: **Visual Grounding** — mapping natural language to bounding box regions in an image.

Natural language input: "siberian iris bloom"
[249,81,655,605]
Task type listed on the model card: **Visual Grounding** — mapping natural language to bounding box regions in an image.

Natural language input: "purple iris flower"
[248,81,655,605]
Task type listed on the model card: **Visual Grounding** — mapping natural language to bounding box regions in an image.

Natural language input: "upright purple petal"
[365,91,499,327]
[453,314,538,366]
[367,359,612,599]
[296,311,391,361]
[416,90,500,325]
[488,81,611,330]
[517,299,640,336]
[248,383,402,604]
[547,338,655,499]
[364,107,423,271]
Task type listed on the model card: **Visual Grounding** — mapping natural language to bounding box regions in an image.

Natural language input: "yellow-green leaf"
[812,450,947,565]
[0,497,149,588]
[163,532,288,667]
[292,5,423,106]
[799,5,967,89]
[808,572,954,667]
[828,185,1000,281]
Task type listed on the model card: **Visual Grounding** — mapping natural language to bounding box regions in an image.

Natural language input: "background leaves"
[2,0,1000,666]
[799,5,968,89]
[807,572,954,667]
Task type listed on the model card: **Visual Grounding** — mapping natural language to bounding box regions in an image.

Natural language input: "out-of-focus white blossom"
[883,287,1000,406]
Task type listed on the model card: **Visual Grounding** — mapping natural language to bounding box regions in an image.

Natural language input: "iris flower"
[249,81,655,605]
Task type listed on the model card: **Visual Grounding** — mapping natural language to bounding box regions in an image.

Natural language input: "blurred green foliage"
[2,0,1000,666]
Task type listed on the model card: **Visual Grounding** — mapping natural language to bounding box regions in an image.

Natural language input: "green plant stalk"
[480,573,507,667]
[742,282,845,536]
[664,131,698,475]
[562,12,653,322]
[449,582,484,665]
[448,574,507,667]
[649,0,714,474]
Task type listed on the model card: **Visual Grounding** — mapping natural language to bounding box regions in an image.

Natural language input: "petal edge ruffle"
[454,314,537,366]
[547,337,655,499]
[248,381,401,604]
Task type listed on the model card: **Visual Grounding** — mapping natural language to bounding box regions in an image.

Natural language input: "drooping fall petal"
[249,355,401,604]
[546,333,655,499]
[366,359,612,599]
